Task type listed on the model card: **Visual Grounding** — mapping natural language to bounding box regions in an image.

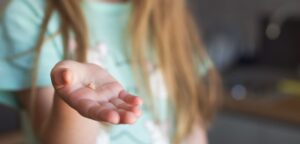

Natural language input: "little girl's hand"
[50,60,143,124]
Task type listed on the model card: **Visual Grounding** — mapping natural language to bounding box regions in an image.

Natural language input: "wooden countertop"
[223,95,300,125]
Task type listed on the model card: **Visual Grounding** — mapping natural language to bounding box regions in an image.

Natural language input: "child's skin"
[51,60,143,124]
[50,60,207,144]
[17,60,143,144]
[13,0,206,143]
[53,0,142,124]
[15,0,143,143]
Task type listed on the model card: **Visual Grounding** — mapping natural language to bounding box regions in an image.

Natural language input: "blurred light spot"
[231,84,247,100]
[266,23,281,40]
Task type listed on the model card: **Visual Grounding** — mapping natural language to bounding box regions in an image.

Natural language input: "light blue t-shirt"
[0,0,177,144]
[0,0,214,143]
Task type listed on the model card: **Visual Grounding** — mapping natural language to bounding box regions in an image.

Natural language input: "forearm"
[41,94,100,144]
[184,125,207,144]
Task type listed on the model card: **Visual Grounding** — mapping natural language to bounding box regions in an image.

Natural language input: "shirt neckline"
[83,0,132,15]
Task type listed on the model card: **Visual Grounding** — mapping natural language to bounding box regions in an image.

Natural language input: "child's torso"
[46,1,174,144]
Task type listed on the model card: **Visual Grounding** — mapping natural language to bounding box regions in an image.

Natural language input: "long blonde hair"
[32,0,221,143]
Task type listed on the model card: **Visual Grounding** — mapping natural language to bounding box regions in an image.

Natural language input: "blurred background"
[191,0,300,144]
[1,0,300,143]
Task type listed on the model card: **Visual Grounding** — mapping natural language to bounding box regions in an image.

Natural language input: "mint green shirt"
[0,0,174,144]
[0,0,213,143]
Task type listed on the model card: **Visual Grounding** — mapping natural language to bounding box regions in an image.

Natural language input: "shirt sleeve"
[0,0,62,108]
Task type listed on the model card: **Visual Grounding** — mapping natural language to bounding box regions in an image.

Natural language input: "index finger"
[119,91,143,106]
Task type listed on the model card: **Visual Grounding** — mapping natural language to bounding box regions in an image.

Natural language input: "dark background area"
[0,105,19,134]
[191,0,300,143]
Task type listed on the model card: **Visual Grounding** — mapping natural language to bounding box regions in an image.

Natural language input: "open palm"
[51,60,143,124]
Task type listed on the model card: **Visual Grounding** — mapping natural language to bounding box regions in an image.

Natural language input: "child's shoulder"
[0,0,46,45]
[2,0,45,24]
[5,0,43,11]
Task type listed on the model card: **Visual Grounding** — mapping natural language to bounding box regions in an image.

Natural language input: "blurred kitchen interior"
[191,0,300,144]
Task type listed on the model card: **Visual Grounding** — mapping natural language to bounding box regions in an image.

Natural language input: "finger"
[96,103,120,124]
[119,91,143,106]
[79,100,119,124]
[109,98,141,116]
[117,109,137,124]
[120,94,143,106]
[52,68,73,89]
